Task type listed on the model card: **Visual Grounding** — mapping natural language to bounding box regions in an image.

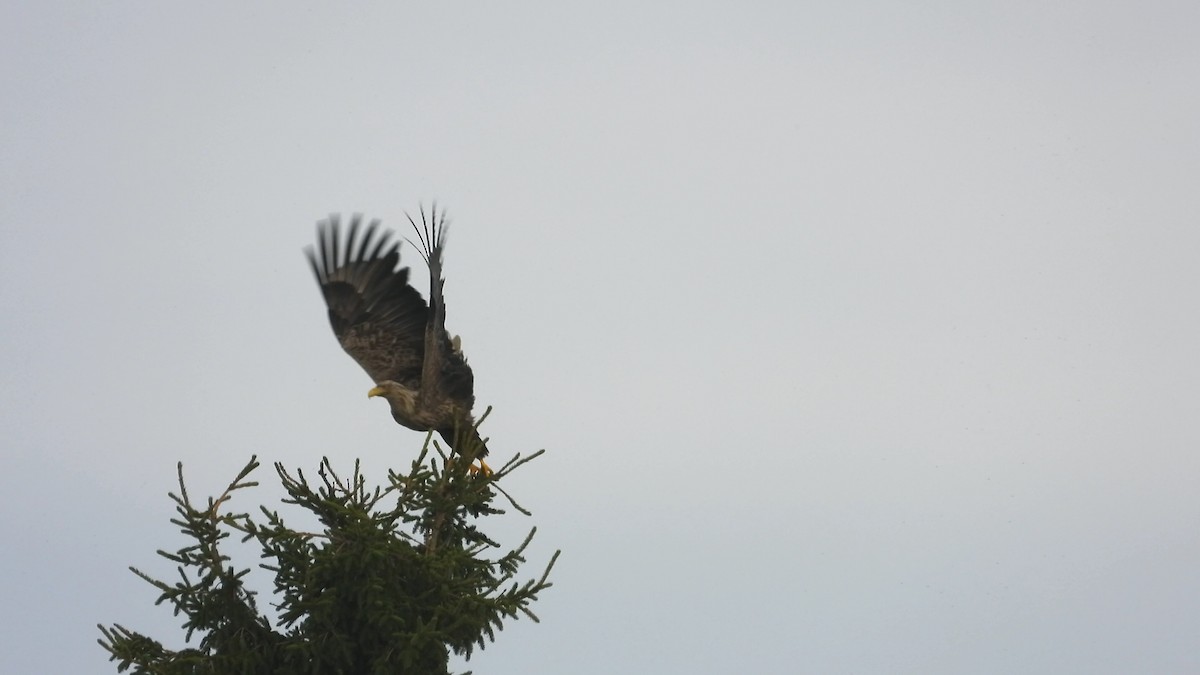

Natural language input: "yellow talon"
[469,459,494,477]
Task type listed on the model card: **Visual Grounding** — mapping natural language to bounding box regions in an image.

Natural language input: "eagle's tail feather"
[438,425,492,476]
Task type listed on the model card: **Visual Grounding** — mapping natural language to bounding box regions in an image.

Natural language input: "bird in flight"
[306,207,490,473]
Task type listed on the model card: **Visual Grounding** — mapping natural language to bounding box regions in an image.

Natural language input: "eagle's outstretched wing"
[306,214,429,389]
[307,211,476,404]
[405,206,476,409]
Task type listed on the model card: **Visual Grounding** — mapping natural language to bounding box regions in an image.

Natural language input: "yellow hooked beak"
[367,385,386,398]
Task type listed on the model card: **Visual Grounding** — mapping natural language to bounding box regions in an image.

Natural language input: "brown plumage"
[306,207,488,466]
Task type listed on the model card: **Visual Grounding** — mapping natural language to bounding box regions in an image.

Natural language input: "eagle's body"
[306,209,488,465]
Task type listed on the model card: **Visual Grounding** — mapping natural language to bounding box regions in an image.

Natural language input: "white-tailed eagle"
[306,207,489,472]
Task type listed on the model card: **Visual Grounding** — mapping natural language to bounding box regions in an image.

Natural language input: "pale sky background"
[3,2,1199,673]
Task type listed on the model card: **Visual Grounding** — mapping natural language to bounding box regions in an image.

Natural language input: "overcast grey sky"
[3,2,1199,673]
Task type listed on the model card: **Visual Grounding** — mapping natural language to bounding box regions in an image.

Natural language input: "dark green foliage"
[99,433,558,675]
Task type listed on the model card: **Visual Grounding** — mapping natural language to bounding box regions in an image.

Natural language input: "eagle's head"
[367,381,421,426]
